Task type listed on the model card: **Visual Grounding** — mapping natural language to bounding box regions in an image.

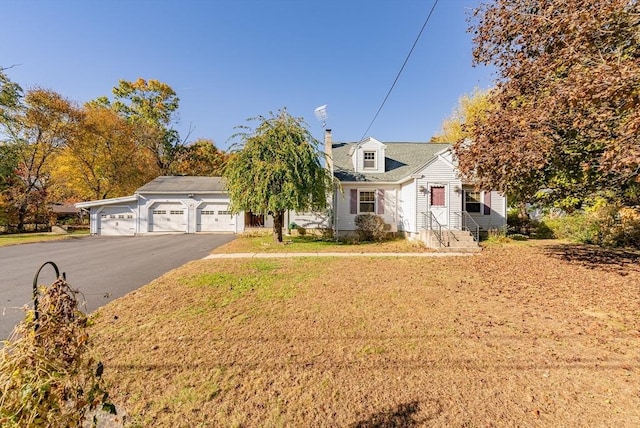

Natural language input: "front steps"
[422,229,482,253]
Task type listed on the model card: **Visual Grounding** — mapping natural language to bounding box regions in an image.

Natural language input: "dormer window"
[363,151,376,169]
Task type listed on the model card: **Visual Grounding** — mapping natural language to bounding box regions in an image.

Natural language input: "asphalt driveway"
[0,233,235,340]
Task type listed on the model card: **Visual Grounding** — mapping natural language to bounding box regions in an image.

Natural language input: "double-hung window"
[359,191,376,213]
[464,190,481,213]
[363,151,376,169]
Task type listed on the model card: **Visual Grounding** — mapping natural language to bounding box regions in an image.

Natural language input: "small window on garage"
[201,210,215,215]
[170,210,184,215]
[218,210,231,215]
[153,210,166,215]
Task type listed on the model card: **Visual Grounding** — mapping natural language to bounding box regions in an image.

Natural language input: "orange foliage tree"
[455,0,640,209]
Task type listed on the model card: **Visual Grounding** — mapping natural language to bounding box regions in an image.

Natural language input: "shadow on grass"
[543,243,640,275]
[350,401,423,427]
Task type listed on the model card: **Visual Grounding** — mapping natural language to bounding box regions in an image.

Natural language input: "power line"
[359,0,440,141]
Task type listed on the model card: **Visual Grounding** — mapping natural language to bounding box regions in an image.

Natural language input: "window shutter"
[350,189,357,214]
[377,190,385,215]
[484,191,491,215]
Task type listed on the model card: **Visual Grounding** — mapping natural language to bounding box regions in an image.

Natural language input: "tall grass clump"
[0,277,113,427]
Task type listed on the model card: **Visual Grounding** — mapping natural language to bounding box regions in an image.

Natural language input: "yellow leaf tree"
[51,105,159,201]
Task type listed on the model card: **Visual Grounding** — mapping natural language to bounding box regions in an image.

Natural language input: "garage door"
[197,204,235,232]
[99,207,136,236]
[150,203,187,232]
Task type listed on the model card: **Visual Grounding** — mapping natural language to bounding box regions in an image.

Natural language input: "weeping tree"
[224,109,331,243]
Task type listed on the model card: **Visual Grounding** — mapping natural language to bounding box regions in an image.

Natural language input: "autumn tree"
[171,139,228,176]
[455,0,640,210]
[51,104,159,201]
[431,88,493,143]
[96,78,182,174]
[224,109,331,243]
[0,70,22,224]
[0,84,80,231]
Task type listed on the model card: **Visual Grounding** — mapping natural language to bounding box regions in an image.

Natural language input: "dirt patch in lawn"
[90,242,639,427]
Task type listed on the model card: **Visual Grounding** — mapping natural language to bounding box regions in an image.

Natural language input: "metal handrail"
[452,211,480,242]
[423,212,448,248]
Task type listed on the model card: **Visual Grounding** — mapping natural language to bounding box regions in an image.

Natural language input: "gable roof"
[135,176,227,193]
[332,142,452,182]
[76,195,139,209]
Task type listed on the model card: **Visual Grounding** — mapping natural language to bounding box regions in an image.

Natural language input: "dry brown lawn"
[90,241,640,427]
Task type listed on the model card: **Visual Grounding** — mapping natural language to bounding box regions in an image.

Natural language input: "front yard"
[90,239,640,427]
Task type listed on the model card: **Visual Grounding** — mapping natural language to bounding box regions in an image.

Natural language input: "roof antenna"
[314,104,328,129]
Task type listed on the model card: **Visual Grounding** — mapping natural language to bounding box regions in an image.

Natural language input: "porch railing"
[451,211,480,242]
[424,211,449,248]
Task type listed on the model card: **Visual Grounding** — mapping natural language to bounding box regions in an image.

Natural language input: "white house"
[326,130,507,248]
[76,131,507,249]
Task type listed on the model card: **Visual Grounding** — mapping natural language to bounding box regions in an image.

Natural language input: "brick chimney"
[324,128,333,173]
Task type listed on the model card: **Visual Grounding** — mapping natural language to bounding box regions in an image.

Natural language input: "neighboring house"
[325,130,507,248]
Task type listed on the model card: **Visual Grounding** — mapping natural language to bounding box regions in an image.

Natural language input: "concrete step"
[448,235,476,243]
[448,231,476,240]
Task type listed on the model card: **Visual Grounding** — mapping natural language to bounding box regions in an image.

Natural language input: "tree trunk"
[17,203,27,233]
[272,210,284,243]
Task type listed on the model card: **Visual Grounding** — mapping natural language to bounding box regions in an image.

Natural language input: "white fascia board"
[75,195,138,209]
[410,147,455,175]
[137,190,227,195]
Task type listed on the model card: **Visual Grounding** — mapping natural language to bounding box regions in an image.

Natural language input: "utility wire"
[359,0,440,141]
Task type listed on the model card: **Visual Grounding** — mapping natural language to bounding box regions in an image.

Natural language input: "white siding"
[466,190,507,231]
[398,180,416,233]
[335,184,398,233]
[414,156,463,229]
[288,211,330,229]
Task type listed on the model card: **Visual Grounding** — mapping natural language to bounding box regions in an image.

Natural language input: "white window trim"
[363,151,376,170]
[358,189,376,214]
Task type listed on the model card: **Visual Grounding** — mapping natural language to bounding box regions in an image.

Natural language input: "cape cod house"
[76,130,507,250]
[325,130,507,250]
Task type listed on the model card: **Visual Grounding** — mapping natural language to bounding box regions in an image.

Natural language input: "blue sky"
[0,0,493,150]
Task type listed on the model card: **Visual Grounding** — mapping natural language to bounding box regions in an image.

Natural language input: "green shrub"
[354,214,387,242]
[543,203,640,247]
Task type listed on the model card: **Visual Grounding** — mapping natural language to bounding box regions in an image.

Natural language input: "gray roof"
[135,176,227,193]
[332,142,451,182]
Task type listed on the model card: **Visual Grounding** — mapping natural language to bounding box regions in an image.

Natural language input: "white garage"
[98,206,136,236]
[197,203,235,232]
[76,177,245,235]
[150,203,187,232]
